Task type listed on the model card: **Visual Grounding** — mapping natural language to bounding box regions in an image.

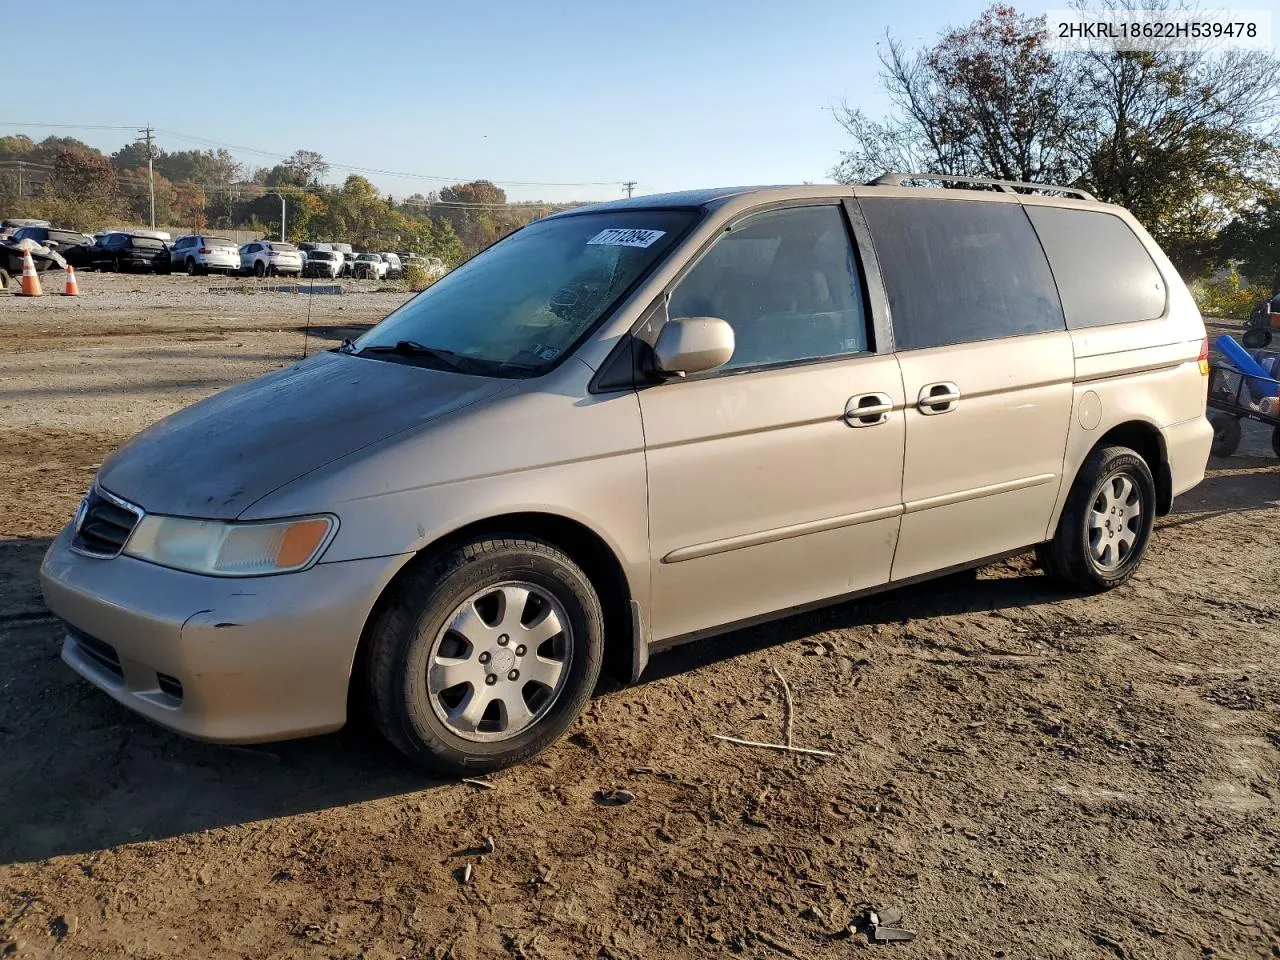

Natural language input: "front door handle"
[918,381,960,415]
[844,392,894,427]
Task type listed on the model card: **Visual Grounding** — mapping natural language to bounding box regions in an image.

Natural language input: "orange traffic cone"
[18,249,42,297]
[63,265,80,297]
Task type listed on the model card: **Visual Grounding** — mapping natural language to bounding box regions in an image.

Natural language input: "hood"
[97,351,512,519]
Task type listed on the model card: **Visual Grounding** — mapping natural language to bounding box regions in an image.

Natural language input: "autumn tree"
[834,6,1072,183]
[834,2,1280,273]
[283,150,329,187]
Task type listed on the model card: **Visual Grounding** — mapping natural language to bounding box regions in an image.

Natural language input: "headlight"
[123,515,336,576]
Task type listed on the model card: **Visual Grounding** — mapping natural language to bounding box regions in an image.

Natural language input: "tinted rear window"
[131,237,165,249]
[1024,206,1166,329]
[861,198,1065,351]
[268,242,296,252]
[310,251,333,260]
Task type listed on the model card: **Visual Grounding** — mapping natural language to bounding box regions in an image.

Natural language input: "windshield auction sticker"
[587,228,666,248]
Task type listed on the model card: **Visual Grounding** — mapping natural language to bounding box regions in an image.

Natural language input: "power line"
[623,180,637,199]
[1,120,630,194]
[154,127,626,187]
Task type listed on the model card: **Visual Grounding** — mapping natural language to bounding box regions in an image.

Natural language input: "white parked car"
[352,252,388,280]
[301,249,341,279]
[240,240,303,277]
[170,235,241,275]
[379,252,402,278]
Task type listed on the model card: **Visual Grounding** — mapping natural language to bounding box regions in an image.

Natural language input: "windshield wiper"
[357,340,470,373]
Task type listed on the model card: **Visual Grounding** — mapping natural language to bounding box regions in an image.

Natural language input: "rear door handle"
[918,381,960,415]
[844,392,894,427]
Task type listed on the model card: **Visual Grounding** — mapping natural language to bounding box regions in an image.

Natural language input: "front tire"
[365,536,604,774]
[1039,445,1156,592]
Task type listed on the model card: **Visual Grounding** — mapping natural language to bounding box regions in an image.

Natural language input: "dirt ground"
[1,273,1278,960]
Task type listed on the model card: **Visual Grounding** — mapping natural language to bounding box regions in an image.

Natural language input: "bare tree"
[833,6,1074,184]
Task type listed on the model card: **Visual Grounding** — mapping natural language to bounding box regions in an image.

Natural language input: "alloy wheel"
[426,581,572,742]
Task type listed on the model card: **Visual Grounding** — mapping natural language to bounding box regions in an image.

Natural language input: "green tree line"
[0,136,571,264]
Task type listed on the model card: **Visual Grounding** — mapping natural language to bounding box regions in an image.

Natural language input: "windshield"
[354,210,693,375]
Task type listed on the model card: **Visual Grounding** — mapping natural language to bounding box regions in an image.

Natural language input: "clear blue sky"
[7,0,1278,203]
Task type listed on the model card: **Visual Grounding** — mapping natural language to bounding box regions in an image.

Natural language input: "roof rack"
[866,171,1096,201]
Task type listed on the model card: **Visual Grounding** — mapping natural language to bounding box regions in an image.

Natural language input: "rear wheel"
[1210,414,1242,458]
[1272,426,1280,459]
[1243,327,1273,349]
[1039,445,1156,592]
[254,260,266,278]
[0,268,8,290]
[365,536,604,774]
[186,258,199,277]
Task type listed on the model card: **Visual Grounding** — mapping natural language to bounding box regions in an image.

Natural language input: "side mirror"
[652,316,735,377]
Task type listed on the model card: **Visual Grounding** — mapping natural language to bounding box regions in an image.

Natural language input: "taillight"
[198,247,211,255]
[1198,337,1209,376]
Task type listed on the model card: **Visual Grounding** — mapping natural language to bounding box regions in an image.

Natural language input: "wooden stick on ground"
[771,666,794,748]
[711,735,836,758]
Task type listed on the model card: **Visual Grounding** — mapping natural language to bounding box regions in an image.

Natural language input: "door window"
[668,205,870,372]
[861,198,1065,350]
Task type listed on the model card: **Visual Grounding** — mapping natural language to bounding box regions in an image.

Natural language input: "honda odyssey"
[40,177,1213,772]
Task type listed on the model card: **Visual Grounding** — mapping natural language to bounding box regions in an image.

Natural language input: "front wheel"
[365,536,604,774]
[1039,445,1156,592]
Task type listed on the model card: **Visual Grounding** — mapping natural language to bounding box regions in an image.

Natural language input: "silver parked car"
[41,180,1213,773]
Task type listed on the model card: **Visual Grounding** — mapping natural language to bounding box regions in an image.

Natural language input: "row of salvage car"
[0,218,448,286]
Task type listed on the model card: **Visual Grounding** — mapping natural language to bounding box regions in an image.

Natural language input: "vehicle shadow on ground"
[1159,457,1279,530]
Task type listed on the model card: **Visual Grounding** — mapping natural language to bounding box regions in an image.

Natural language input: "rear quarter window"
[1024,206,1167,329]
[860,197,1065,351]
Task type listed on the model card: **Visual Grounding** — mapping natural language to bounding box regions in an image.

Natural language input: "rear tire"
[0,268,8,290]
[1242,328,1273,349]
[1040,445,1156,592]
[254,260,266,278]
[186,258,199,277]
[1210,414,1242,458]
[365,536,604,774]
[1271,426,1280,460]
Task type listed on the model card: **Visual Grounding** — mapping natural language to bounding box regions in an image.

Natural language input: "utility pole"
[137,125,156,228]
[279,193,286,242]
[623,180,636,199]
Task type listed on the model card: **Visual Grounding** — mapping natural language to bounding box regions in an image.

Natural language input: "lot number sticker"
[586,228,666,248]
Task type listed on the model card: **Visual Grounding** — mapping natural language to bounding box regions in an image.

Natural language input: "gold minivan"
[41,177,1213,772]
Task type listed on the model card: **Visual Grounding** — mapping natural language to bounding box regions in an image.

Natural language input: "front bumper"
[40,526,410,743]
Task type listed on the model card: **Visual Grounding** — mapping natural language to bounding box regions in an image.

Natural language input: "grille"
[72,488,141,557]
[70,629,123,681]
